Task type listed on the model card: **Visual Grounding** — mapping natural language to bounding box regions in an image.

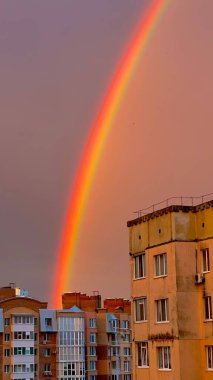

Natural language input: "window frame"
[134,297,147,322]
[204,296,213,321]
[206,346,213,371]
[157,346,171,370]
[134,253,146,279]
[154,253,167,277]
[202,248,210,273]
[137,341,149,368]
[156,298,169,323]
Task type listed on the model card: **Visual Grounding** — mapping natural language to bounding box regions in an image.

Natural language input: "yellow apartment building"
[127,199,213,380]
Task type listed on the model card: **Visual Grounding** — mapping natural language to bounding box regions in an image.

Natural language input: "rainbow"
[52,0,171,308]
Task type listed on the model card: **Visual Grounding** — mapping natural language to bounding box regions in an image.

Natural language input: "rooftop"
[127,193,213,227]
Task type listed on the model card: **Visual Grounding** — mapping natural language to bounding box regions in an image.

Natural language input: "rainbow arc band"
[52,0,171,308]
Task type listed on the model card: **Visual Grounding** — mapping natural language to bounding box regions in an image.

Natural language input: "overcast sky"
[0,0,213,303]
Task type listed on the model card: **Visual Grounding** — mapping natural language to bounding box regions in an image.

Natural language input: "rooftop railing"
[133,192,213,218]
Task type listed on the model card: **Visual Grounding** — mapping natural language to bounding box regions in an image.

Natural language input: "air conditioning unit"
[195,273,205,284]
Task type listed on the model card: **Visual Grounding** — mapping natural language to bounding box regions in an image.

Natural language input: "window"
[13,331,34,340]
[112,361,117,369]
[4,365,10,373]
[203,248,210,272]
[90,376,97,380]
[135,297,147,321]
[44,332,50,341]
[137,342,149,367]
[204,296,212,320]
[4,333,10,341]
[156,299,169,322]
[124,347,131,356]
[111,319,119,330]
[207,346,213,370]
[4,318,10,326]
[45,318,52,326]
[4,349,10,357]
[89,346,96,356]
[155,253,167,276]
[122,320,129,329]
[90,333,96,344]
[89,361,96,370]
[44,363,51,372]
[44,348,51,357]
[111,347,120,356]
[135,253,146,278]
[124,361,130,372]
[123,334,130,342]
[124,375,131,380]
[158,347,171,370]
[89,318,96,328]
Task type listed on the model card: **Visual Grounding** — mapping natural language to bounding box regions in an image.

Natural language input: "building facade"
[0,286,131,380]
[62,293,132,380]
[128,200,213,380]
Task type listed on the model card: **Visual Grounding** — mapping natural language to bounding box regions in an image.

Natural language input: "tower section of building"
[128,200,213,380]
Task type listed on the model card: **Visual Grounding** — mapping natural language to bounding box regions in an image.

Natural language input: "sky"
[0,0,213,304]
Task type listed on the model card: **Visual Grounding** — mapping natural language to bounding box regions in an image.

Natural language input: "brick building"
[0,286,131,380]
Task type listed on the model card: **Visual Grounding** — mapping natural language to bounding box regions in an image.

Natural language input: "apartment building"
[127,199,213,380]
[62,293,132,380]
[0,286,131,380]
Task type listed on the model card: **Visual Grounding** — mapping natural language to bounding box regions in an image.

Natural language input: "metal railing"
[134,192,213,218]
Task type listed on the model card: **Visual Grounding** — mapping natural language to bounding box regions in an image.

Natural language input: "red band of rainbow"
[52,0,171,308]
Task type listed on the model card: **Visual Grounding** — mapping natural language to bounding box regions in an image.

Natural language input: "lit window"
[158,346,171,370]
[202,248,210,272]
[137,342,149,367]
[204,296,212,320]
[135,253,146,278]
[155,253,167,277]
[207,346,213,370]
[134,297,147,322]
[156,299,169,322]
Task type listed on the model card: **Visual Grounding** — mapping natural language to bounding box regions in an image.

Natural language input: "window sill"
[155,321,170,324]
[158,369,172,371]
[137,366,149,369]
[135,320,148,324]
[154,275,167,279]
[133,277,146,281]
[203,271,210,274]
[204,319,213,323]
